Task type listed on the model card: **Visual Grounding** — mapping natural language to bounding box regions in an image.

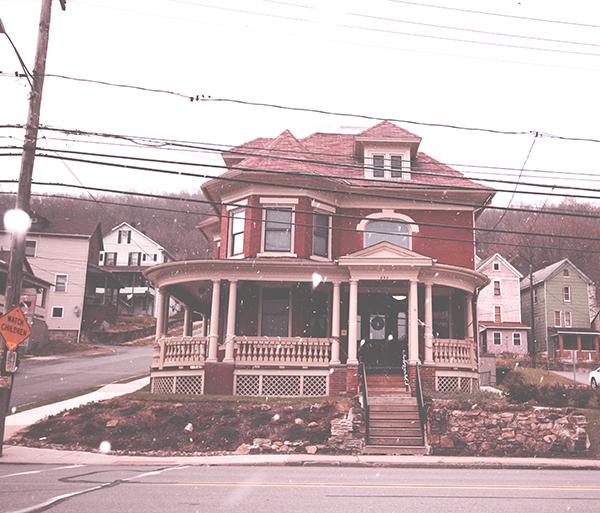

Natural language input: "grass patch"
[427,390,506,404]
[582,408,600,458]
[510,367,574,387]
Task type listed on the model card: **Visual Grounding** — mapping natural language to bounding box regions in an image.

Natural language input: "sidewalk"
[2,445,600,469]
[3,377,149,441]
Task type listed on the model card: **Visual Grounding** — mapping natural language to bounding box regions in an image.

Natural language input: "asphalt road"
[1,464,600,513]
[9,346,152,409]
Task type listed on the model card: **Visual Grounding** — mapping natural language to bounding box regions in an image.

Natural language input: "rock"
[307,421,319,429]
[305,445,318,454]
[440,435,454,448]
[184,423,193,433]
[260,404,272,411]
[294,418,304,425]
[235,443,251,455]
[253,438,272,448]
[501,430,515,440]
[174,403,183,408]
[543,434,557,444]
[276,445,290,453]
[271,414,281,423]
[106,419,119,428]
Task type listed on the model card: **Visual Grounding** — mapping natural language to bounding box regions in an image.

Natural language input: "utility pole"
[528,263,537,369]
[0,0,58,457]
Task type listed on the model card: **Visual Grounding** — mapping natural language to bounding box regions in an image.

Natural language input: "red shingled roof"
[224,121,492,190]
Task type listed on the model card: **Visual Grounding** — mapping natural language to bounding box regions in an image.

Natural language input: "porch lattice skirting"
[435,371,479,393]
[150,370,205,395]
[233,369,329,397]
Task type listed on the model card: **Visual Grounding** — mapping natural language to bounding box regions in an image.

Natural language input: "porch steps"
[363,374,428,456]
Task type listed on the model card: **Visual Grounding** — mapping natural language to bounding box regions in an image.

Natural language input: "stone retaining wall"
[428,400,590,456]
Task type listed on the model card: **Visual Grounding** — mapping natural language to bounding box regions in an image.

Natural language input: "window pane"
[230,209,245,256]
[313,213,329,257]
[513,333,521,345]
[364,220,410,248]
[493,333,501,344]
[582,335,594,350]
[55,275,67,292]
[554,311,561,327]
[391,155,402,178]
[261,289,289,336]
[25,240,36,257]
[372,154,384,177]
[564,334,577,350]
[265,209,292,252]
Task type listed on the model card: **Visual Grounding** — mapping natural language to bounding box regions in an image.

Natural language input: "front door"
[358,294,408,368]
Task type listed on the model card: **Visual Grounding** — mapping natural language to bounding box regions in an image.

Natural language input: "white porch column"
[155,288,166,339]
[224,280,238,363]
[183,306,192,337]
[466,293,474,339]
[408,279,419,364]
[162,293,171,335]
[330,282,341,364]
[424,282,434,364]
[347,280,359,365]
[207,279,221,362]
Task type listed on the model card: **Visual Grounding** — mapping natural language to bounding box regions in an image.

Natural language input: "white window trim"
[226,198,248,211]
[51,306,64,318]
[493,331,502,345]
[493,279,502,297]
[356,211,419,250]
[493,305,502,323]
[311,210,332,261]
[259,204,296,257]
[25,239,37,258]
[364,152,411,180]
[228,207,246,259]
[554,310,562,328]
[54,273,68,293]
[493,262,500,271]
[311,200,336,214]
[512,332,522,346]
[564,311,572,328]
[259,197,299,205]
[563,286,571,303]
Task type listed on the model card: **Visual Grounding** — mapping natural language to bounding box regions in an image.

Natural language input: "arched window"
[364,220,410,248]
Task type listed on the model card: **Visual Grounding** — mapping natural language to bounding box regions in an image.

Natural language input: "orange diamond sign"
[0,306,32,351]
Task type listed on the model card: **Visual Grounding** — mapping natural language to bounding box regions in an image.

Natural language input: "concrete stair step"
[369,397,415,405]
[369,412,420,421]
[369,404,418,412]
[367,436,425,446]
[369,427,422,438]
[369,419,421,429]
[363,445,429,456]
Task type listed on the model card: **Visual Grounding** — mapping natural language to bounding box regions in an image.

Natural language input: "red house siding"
[218,205,229,259]
[245,195,262,257]
[294,197,312,258]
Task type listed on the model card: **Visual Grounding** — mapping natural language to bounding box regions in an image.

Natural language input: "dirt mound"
[12,397,350,455]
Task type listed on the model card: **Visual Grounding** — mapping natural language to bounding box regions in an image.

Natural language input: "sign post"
[0,306,31,455]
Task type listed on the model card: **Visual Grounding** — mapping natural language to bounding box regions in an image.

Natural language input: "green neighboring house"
[520,259,599,362]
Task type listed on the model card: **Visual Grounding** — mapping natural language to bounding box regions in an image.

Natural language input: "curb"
[23,346,117,361]
[2,446,600,470]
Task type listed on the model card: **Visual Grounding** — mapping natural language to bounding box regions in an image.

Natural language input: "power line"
[5,144,600,202]
[22,124,600,182]
[2,149,600,220]
[385,0,600,30]
[2,182,600,255]
[349,12,600,49]
[341,22,600,59]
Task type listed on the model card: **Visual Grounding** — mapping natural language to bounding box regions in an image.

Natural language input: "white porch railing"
[153,336,207,369]
[234,336,332,367]
[433,338,476,368]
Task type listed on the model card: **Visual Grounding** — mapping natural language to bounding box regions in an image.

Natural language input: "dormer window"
[365,152,410,180]
[372,155,385,177]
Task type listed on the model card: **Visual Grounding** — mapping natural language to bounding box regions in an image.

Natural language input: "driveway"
[551,370,592,386]
[10,345,152,409]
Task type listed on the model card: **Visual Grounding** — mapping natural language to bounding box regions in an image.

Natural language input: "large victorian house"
[145,121,494,399]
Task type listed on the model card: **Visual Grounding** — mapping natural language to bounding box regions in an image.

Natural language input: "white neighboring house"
[477,253,530,356]
[99,222,175,317]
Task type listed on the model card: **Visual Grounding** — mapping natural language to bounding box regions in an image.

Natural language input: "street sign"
[0,306,32,351]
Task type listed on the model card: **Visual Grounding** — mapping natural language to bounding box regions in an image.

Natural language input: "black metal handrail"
[359,362,369,442]
[415,363,428,446]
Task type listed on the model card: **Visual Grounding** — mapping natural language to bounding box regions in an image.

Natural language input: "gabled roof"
[339,241,435,266]
[0,209,101,238]
[521,258,594,290]
[357,120,422,141]
[477,252,523,278]
[107,222,175,260]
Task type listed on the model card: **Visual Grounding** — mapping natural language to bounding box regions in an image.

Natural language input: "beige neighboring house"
[0,251,51,352]
[0,212,117,344]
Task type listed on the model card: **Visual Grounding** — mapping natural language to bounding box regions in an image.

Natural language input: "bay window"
[264,208,293,252]
[312,213,330,258]
[229,208,245,256]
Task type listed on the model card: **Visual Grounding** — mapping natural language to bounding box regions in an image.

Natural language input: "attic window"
[563,268,570,277]
[366,153,410,180]
[493,262,500,271]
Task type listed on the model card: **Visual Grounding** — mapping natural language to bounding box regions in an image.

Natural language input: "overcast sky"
[1,0,600,206]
